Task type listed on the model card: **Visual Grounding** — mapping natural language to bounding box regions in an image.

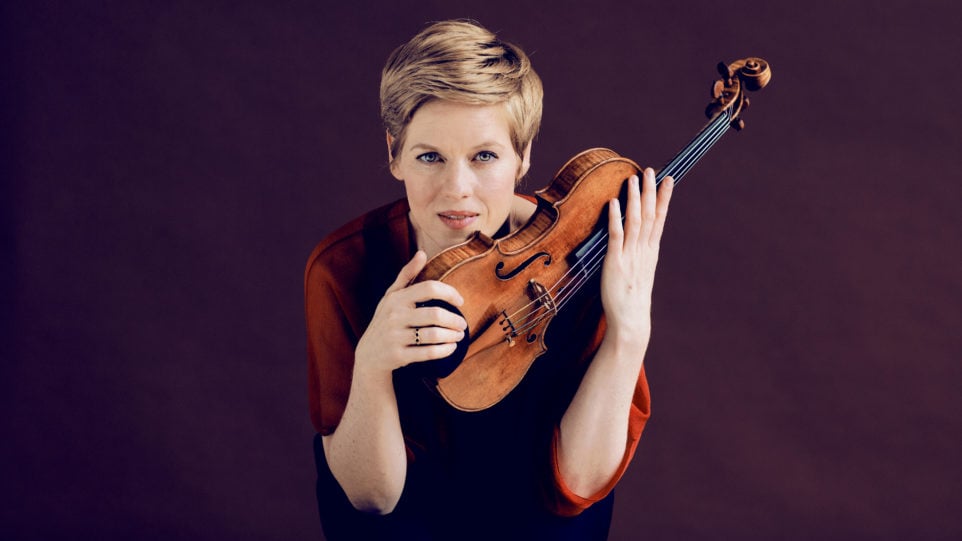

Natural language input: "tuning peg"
[743,97,751,109]
[731,118,745,131]
[711,80,725,99]
[717,61,733,85]
[717,61,733,78]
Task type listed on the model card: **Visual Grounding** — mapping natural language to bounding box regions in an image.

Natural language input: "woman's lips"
[437,211,478,230]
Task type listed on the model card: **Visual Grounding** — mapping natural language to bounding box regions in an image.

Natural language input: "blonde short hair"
[380,20,543,164]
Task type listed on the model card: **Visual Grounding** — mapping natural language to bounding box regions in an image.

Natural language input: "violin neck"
[561,109,735,311]
[655,107,733,187]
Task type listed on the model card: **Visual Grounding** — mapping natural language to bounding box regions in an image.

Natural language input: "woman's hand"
[324,250,467,514]
[354,250,468,375]
[600,168,673,341]
[558,167,673,498]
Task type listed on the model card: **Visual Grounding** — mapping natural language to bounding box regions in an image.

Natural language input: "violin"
[411,57,772,411]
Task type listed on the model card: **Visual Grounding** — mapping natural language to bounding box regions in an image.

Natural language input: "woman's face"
[390,100,530,259]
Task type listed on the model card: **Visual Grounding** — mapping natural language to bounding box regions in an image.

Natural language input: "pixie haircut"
[380,20,543,164]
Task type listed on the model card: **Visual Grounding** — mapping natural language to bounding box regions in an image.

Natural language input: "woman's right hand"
[325,250,461,513]
[354,250,467,375]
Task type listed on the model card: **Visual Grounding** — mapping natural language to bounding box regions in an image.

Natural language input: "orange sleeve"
[545,364,651,516]
[538,305,653,517]
[304,199,412,436]
[304,253,358,436]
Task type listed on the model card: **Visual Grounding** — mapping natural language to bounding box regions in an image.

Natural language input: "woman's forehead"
[404,100,512,148]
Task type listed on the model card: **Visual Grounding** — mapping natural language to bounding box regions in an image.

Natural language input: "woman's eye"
[475,151,498,162]
[416,152,441,164]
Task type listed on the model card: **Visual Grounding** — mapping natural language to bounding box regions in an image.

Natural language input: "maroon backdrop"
[4,1,960,540]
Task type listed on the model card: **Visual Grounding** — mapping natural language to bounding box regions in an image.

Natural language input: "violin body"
[411,57,771,412]
[413,149,641,411]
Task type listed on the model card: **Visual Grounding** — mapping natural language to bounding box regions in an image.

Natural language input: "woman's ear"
[518,143,532,180]
[386,132,402,180]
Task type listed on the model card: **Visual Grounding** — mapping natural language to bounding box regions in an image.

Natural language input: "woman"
[304,19,672,540]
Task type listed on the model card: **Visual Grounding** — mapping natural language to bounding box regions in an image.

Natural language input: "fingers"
[389,253,466,356]
[390,251,465,308]
[628,172,646,246]
[358,250,471,371]
[651,174,673,242]
[640,168,656,236]
[390,327,459,367]
[607,193,624,259]
[401,302,465,366]
[599,169,669,333]
[614,168,672,249]
[407,280,465,309]
[402,343,460,364]
[608,172,645,259]
[409,304,467,332]
[386,250,428,294]
[408,324,464,348]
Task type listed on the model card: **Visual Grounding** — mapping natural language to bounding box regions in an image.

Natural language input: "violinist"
[304,19,673,540]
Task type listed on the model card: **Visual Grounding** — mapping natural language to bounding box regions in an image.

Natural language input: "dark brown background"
[3,1,960,540]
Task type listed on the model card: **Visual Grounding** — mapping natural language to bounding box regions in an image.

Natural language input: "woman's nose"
[441,161,473,197]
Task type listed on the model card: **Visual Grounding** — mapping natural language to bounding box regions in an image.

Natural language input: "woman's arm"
[558,168,673,497]
[321,251,467,514]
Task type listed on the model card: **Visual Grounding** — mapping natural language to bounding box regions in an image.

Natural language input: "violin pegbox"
[706,57,771,130]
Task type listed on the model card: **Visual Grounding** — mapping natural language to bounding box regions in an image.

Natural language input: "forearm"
[321,364,408,514]
[558,325,649,497]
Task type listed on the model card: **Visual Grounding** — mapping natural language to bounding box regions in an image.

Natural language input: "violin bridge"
[527,279,557,314]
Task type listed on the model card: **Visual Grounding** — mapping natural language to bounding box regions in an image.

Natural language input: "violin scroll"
[706,57,771,130]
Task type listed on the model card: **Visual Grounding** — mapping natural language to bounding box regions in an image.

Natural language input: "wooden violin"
[411,57,772,411]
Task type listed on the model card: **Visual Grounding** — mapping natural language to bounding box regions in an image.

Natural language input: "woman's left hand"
[600,167,673,340]
[558,167,673,497]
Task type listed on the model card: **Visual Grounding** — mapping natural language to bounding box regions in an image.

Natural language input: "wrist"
[351,356,396,390]
[602,323,651,358]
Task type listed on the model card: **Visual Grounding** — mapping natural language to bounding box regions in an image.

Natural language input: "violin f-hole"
[494,252,552,280]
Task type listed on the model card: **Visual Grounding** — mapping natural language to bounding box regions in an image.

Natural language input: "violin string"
[551,112,731,295]
[552,111,729,295]
[503,110,733,338]
[507,113,731,338]
[553,112,732,305]
[660,110,731,183]
[558,115,730,308]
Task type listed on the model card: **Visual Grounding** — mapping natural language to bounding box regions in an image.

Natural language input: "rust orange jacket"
[305,197,651,518]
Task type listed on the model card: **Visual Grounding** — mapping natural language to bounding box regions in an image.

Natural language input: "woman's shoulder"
[305,198,410,275]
